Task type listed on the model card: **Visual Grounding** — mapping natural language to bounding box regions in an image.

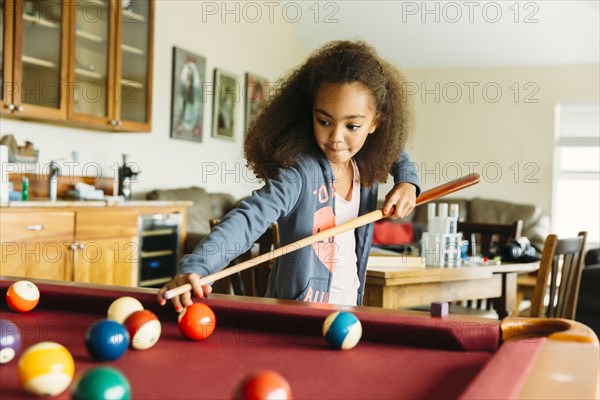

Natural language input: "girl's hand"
[156,273,213,312]
[382,183,417,219]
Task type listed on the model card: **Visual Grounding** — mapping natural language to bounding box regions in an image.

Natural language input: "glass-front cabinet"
[1,0,68,120]
[1,0,153,131]
[118,0,152,130]
[69,0,153,131]
[68,0,112,125]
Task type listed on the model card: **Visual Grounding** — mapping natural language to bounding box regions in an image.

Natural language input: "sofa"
[374,197,551,252]
[145,186,238,254]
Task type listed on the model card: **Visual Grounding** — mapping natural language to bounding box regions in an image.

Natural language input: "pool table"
[0,277,598,399]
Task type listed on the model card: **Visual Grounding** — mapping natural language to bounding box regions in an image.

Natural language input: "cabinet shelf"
[22,55,56,68]
[80,0,106,9]
[76,30,104,43]
[121,78,144,89]
[141,250,174,259]
[122,43,145,56]
[23,14,58,29]
[75,68,103,80]
[123,10,146,22]
[142,229,175,237]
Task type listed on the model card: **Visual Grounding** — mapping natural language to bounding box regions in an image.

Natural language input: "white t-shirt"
[329,159,361,306]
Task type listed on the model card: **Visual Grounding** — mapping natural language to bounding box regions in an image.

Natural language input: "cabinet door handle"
[70,243,78,250]
[6,103,15,111]
[17,105,24,112]
[78,243,85,249]
[110,119,118,126]
[26,225,45,231]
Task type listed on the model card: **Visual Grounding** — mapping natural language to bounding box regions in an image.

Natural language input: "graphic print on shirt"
[311,184,336,273]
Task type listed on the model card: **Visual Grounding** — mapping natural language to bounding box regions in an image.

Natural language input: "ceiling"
[290,1,600,68]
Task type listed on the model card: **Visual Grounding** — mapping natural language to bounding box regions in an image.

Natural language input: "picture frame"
[212,68,238,140]
[170,47,205,142]
[244,72,269,137]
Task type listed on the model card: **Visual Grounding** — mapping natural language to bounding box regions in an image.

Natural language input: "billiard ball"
[72,366,131,400]
[107,296,144,324]
[17,341,74,396]
[234,370,292,400]
[124,310,161,350]
[322,311,362,350]
[0,320,21,364]
[177,302,216,341]
[85,320,130,361]
[6,280,40,312]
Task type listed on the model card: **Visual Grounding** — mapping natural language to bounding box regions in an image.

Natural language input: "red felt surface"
[0,279,537,399]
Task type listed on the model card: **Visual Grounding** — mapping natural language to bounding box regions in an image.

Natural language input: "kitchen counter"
[0,200,193,208]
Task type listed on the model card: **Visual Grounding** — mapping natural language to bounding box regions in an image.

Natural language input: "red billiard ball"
[177,303,216,341]
[124,310,161,350]
[6,281,40,312]
[234,370,292,400]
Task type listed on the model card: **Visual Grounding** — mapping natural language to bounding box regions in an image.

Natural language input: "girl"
[158,40,420,309]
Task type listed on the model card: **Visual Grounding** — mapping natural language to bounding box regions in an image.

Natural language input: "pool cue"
[163,173,481,300]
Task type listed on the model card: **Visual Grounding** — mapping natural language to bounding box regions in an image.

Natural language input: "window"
[553,102,600,247]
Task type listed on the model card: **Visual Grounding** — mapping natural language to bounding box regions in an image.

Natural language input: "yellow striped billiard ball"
[17,342,75,396]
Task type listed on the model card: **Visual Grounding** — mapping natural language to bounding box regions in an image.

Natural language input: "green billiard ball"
[71,366,131,400]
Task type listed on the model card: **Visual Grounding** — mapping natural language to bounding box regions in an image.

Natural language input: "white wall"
[380,64,600,216]
[1,1,307,200]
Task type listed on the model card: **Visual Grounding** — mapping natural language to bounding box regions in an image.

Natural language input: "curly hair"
[244,40,414,187]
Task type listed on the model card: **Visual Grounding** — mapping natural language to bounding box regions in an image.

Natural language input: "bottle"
[21,177,29,201]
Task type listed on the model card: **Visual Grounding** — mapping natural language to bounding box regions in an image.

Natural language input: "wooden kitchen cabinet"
[73,210,139,286]
[0,202,188,286]
[0,0,69,120]
[0,207,139,286]
[0,0,154,131]
[0,210,74,280]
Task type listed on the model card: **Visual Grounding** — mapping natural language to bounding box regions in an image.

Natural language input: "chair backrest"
[458,220,523,258]
[209,219,279,297]
[530,232,588,319]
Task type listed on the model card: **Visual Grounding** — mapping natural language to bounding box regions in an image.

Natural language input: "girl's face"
[313,82,379,168]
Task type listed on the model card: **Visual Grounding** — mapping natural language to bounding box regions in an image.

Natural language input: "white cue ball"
[107,296,144,324]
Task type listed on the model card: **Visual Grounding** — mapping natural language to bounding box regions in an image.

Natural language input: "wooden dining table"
[364,256,539,319]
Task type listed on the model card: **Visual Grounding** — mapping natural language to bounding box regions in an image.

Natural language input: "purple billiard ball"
[0,320,22,364]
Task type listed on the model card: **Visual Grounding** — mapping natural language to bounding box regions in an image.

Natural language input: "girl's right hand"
[156,273,213,312]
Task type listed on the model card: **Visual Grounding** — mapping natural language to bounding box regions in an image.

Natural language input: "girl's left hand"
[382,183,417,219]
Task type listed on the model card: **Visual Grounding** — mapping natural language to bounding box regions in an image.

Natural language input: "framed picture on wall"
[170,47,205,142]
[212,68,238,140]
[244,72,269,138]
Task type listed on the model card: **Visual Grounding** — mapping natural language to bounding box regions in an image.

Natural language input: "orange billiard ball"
[234,370,292,400]
[177,303,216,341]
[6,281,40,313]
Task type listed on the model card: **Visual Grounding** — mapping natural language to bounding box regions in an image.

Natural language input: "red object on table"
[372,221,414,245]
[234,370,292,400]
[0,278,597,400]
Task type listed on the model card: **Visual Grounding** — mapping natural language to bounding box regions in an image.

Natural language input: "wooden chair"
[529,232,587,319]
[209,219,280,297]
[454,220,523,313]
[458,220,524,259]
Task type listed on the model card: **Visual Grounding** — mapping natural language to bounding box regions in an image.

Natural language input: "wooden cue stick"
[163,173,481,300]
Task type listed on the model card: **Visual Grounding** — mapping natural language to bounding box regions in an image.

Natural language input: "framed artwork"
[244,72,269,137]
[170,47,205,142]
[212,68,238,140]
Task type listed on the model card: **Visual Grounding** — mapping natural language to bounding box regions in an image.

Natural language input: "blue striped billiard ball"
[322,311,362,350]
